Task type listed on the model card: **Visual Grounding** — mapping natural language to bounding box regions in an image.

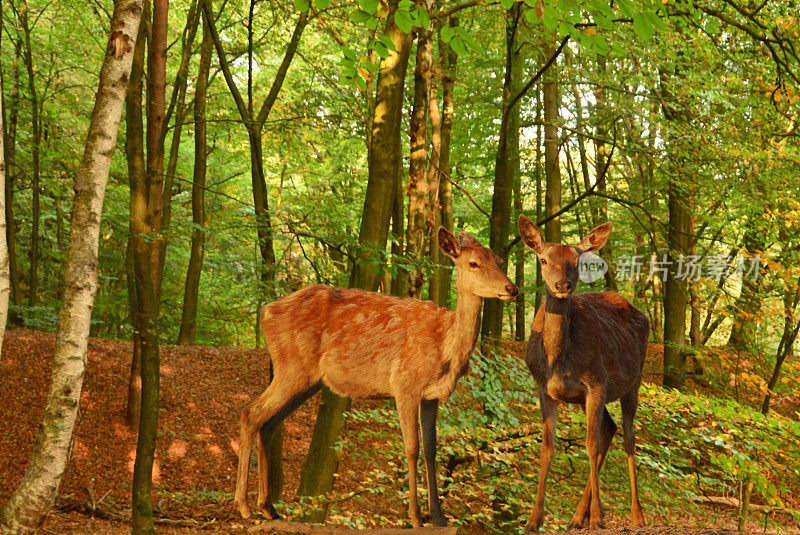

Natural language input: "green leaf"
[632,15,654,41]
[350,9,371,23]
[616,0,634,18]
[357,0,379,13]
[341,46,357,60]
[499,0,514,10]
[314,0,331,8]
[366,16,379,29]
[379,34,397,52]
[294,0,310,12]
[373,41,389,59]
[450,35,468,56]
[415,5,430,28]
[398,0,413,9]
[394,9,413,33]
[354,73,367,91]
[455,26,479,50]
[440,25,455,43]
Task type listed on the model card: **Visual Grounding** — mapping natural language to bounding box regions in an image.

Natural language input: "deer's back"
[261,285,451,398]
[526,291,649,403]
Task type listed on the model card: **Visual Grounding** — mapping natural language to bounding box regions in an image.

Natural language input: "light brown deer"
[518,215,648,532]
[235,227,518,527]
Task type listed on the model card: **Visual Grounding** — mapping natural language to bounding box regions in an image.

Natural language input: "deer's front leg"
[584,388,606,529]
[396,395,423,527]
[525,393,559,533]
[420,398,446,526]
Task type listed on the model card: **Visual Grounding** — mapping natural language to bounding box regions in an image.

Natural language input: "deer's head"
[438,227,519,301]
[518,214,611,299]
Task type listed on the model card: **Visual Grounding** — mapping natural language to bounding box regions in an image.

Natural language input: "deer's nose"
[554,280,572,292]
[506,284,519,297]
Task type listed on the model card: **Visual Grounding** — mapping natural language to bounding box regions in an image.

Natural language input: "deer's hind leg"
[567,405,616,530]
[420,398,446,526]
[254,382,322,518]
[621,389,646,528]
[234,376,314,519]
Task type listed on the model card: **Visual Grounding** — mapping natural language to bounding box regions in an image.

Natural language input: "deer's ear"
[438,227,461,258]
[458,232,482,249]
[518,214,545,254]
[576,222,612,252]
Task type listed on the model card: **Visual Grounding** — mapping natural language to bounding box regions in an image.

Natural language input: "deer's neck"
[542,294,571,367]
[444,287,483,366]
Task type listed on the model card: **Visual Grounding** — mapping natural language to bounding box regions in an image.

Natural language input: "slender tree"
[177,10,211,345]
[482,4,523,340]
[0,47,9,354]
[0,2,143,531]
[124,0,149,429]
[131,0,168,531]
[4,41,22,309]
[428,17,457,308]
[18,0,41,307]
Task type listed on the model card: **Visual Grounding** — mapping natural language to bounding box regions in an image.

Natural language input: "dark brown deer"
[518,215,648,532]
[235,228,518,527]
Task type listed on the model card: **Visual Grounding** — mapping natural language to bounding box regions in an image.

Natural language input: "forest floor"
[0,328,797,535]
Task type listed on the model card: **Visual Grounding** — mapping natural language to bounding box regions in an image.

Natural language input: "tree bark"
[0,2,143,531]
[592,57,616,289]
[131,0,168,532]
[4,41,21,309]
[661,67,692,391]
[19,0,41,307]
[159,0,201,283]
[482,4,523,340]
[428,17,457,308]
[299,1,412,521]
[177,10,210,346]
[542,42,561,244]
[727,224,764,349]
[0,39,9,355]
[124,0,148,430]
[403,5,434,299]
[348,0,412,293]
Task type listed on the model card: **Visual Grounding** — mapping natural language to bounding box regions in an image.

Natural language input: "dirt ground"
[1,329,796,534]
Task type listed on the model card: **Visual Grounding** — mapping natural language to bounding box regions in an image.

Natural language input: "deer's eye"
[541,258,548,265]
[469,262,479,268]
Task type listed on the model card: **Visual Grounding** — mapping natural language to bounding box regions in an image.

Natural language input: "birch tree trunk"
[0,2,143,531]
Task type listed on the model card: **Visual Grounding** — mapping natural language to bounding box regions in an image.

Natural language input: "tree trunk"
[159,0,201,282]
[662,181,691,390]
[177,10,210,346]
[0,3,143,531]
[298,1,412,521]
[20,1,41,308]
[4,41,21,309]
[727,224,764,349]
[661,68,691,391]
[481,4,522,341]
[534,84,543,311]
[542,41,560,244]
[124,0,148,429]
[131,0,168,532]
[592,57,616,289]
[428,17,457,308]
[348,0,412,293]
[513,153,525,341]
[403,7,433,299]
[0,44,9,354]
